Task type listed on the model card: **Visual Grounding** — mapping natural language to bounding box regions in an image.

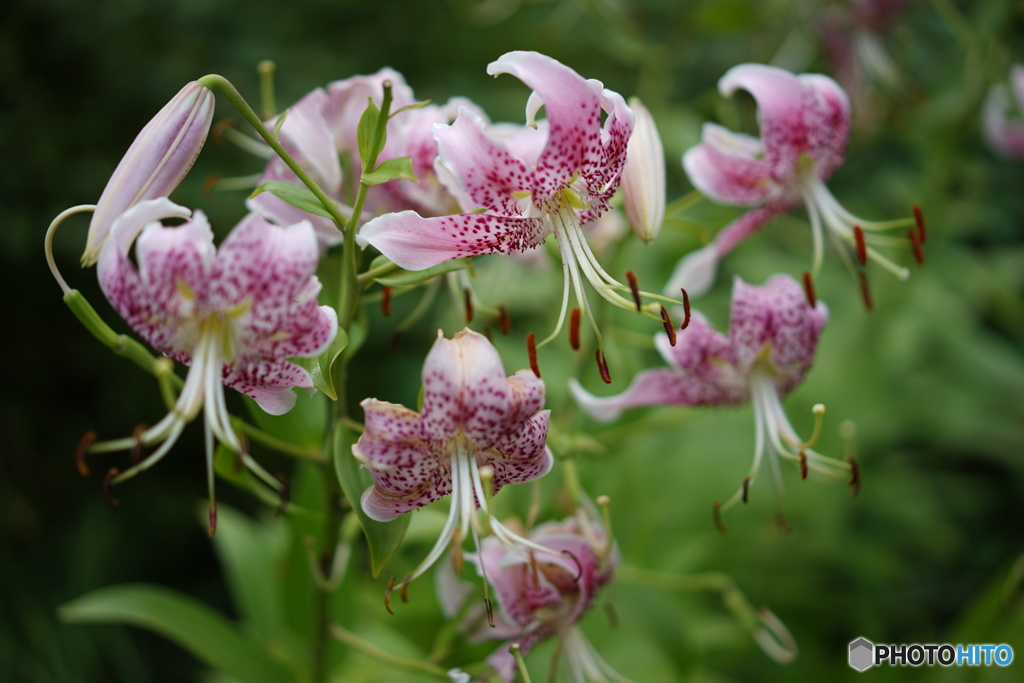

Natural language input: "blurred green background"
[2,0,1022,680]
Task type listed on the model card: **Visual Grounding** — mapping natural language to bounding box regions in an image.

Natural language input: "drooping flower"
[83,81,215,266]
[982,64,1024,160]
[673,63,919,299]
[92,198,337,531]
[248,68,482,245]
[439,507,628,683]
[359,51,668,350]
[354,328,554,590]
[572,274,856,525]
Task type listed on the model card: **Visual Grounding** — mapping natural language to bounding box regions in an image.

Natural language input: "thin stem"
[329,624,450,680]
[356,258,402,286]
[231,418,327,463]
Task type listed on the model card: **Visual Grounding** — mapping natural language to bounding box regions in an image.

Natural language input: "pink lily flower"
[673,63,916,299]
[93,198,338,531]
[358,51,660,348]
[354,328,553,590]
[249,69,483,244]
[439,508,627,683]
[83,81,215,266]
[572,275,856,526]
[982,64,1024,160]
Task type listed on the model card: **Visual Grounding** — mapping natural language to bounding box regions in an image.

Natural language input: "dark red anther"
[208,501,218,536]
[853,225,867,266]
[595,349,612,384]
[485,597,495,628]
[569,307,582,350]
[381,285,392,317]
[741,476,751,503]
[659,306,677,346]
[463,288,474,323]
[76,430,97,477]
[130,424,147,465]
[713,501,727,534]
[858,272,874,311]
[498,305,511,335]
[776,511,792,535]
[390,331,403,352]
[103,468,120,507]
[384,577,396,615]
[400,575,411,604]
[202,173,221,200]
[680,288,691,330]
[526,333,540,378]
[848,456,861,497]
[908,228,925,265]
[799,450,808,481]
[561,549,583,582]
[913,205,926,244]
[212,117,236,147]
[802,271,817,309]
[626,270,641,311]
[273,473,290,517]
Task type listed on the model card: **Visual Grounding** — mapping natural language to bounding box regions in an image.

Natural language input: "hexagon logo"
[849,637,874,671]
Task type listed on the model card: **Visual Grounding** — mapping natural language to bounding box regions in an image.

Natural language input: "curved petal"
[324,67,416,156]
[504,369,546,427]
[359,445,452,522]
[663,242,719,299]
[135,210,216,321]
[434,107,534,215]
[357,210,547,270]
[273,88,342,194]
[797,73,851,180]
[570,369,713,422]
[488,51,603,203]
[683,124,779,206]
[360,398,427,446]
[223,358,313,415]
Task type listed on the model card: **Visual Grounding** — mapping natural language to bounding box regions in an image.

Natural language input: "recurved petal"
[359,445,452,522]
[570,369,708,422]
[504,369,546,427]
[434,107,534,215]
[273,88,342,193]
[223,358,313,415]
[663,242,719,299]
[796,73,851,180]
[134,209,217,321]
[488,51,603,203]
[360,398,427,446]
[357,210,548,270]
[324,67,416,155]
[683,124,779,206]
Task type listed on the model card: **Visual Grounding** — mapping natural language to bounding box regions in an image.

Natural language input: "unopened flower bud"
[621,98,666,244]
[82,81,215,266]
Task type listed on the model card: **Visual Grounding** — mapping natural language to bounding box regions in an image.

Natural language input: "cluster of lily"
[48,48,927,681]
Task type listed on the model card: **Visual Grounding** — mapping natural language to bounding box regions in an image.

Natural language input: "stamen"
[212,117,236,146]
[485,597,496,628]
[130,424,147,465]
[908,228,925,265]
[802,272,817,309]
[384,577,396,615]
[741,476,751,503]
[595,349,612,384]
[570,308,582,350]
[562,549,583,582]
[498,305,511,335]
[381,285,392,317]
[913,205,927,244]
[626,270,641,311]
[401,575,411,603]
[527,333,540,378]
[680,288,691,330]
[799,451,808,480]
[273,473,290,516]
[202,173,221,200]
[858,272,874,311]
[853,225,867,266]
[463,288,474,323]
[659,306,677,346]
[847,456,861,497]
[76,431,97,477]
[595,495,614,559]
[208,501,218,536]
[452,528,465,573]
[713,501,727,534]
[103,468,120,506]
[775,511,792,535]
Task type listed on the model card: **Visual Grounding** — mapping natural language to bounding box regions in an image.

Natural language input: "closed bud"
[621,98,666,244]
[82,81,214,266]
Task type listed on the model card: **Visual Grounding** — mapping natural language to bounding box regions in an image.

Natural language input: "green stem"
[196,74,349,233]
[356,259,401,286]
[231,418,327,463]
[664,190,704,217]
[329,624,450,680]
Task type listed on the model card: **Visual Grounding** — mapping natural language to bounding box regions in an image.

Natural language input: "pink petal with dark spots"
[223,358,313,415]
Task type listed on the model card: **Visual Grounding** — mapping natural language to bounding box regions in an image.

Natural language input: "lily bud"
[82,81,215,266]
[620,98,666,244]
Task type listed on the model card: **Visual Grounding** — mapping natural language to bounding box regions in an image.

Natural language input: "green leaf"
[289,326,348,401]
[361,157,418,186]
[250,180,340,220]
[59,584,291,683]
[375,258,473,287]
[333,424,409,577]
[356,98,382,167]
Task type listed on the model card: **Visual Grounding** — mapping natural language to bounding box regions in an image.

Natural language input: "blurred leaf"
[362,156,417,185]
[59,585,291,683]
[244,392,328,452]
[333,424,409,577]
[375,258,472,287]
[357,98,383,168]
[290,326,349,401]
[250,180,340,220]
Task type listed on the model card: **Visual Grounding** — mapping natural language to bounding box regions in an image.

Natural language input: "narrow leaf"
[60,584,291,683]
[333,424,409,577]
[356,98,382,167]
[289,326,348,401]
[250,180,341,220]
[375,258,472,287]
[361,157,418,186]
